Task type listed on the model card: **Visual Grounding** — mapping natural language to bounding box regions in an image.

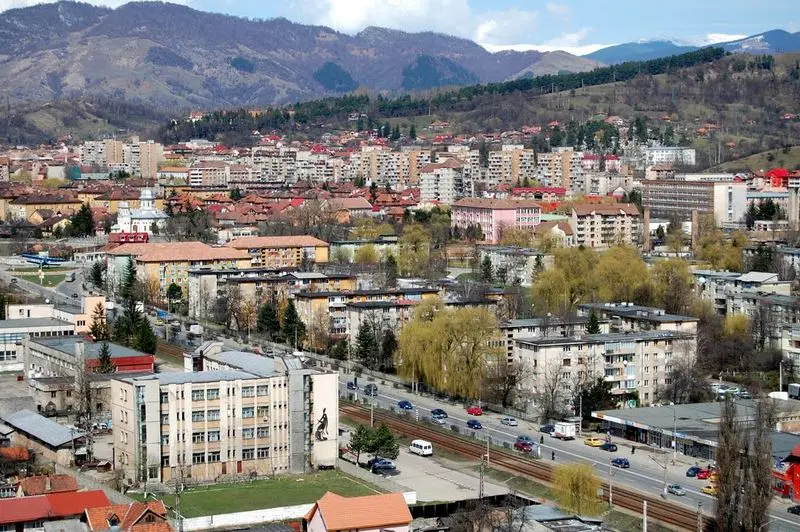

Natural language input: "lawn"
[10,266,75,272]
[136,470,383,517]
[16,273,67,286]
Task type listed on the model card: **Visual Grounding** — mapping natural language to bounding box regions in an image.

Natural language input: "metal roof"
[2,409,85,448]
[0,318,74,330]
[118,371,257,385]
[205,350,278,377]
[31,337,148,359]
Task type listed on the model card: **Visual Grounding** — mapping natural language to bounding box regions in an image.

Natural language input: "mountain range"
[585,29,800,64]
[0,1,599,109]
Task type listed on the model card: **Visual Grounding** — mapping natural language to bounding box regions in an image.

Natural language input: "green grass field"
[16,273,67,286]
[10,266,75,273]
[712,145,800,172]
[137,470,383,517]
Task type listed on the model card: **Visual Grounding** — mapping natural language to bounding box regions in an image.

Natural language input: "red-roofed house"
[766,168,790,188]
[0,489,110,531]
[15,474,78,497]
[85,500,172,532]
[304,492,412,532]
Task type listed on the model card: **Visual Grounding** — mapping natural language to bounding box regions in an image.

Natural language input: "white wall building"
[645,147,696,167]
[112,188,168,235]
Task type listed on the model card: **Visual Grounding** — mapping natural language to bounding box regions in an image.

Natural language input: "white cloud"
[545,2,571,21]
[481,27,611,56]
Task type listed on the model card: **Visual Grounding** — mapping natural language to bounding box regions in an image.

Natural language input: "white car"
[430,415,447,425]
[501,416,519,426]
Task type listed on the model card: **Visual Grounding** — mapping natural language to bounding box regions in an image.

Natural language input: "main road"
[335,370,800,532]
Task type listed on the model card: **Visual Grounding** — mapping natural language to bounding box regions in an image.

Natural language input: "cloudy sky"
[1,0,797,55]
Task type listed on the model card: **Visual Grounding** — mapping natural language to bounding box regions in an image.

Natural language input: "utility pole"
[696,502,703,532]
[370,400,374,428]
[479,453,487,499]
[673,405,677,460]
[643,501,648,532]
[608,460,613,507]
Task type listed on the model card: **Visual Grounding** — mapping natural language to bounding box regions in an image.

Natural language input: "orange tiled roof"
[85,501,170,532]
[17,474,78,496]
[304,492,411,531]
[228,235,329,249]
[107,242,250,263]
[0,447,29,461]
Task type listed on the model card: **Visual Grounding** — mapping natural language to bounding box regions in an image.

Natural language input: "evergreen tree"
[91,261,104,288]
[135,320,158,354]
[356,117,364,131]
[356,322,379,369]
[121,257,136,300]
[481,255,494,282]
[587,310,601,334]
[96,342,115,373]
[166,283,182,312]
[257,302,281,339]
[384,254,398,287]
[282,300,306,348]
[390,124,401,141]
[369,182,378,203]
[380,329,397,370]
[230,188,242,201]
[89,302,110,341]
[70,202,94,237]
[112,299,156,354]
[409,124,417,140]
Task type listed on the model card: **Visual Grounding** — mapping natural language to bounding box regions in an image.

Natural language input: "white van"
[409,439,433,456]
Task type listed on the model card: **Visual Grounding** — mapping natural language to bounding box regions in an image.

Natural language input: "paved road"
[336,370,800,531]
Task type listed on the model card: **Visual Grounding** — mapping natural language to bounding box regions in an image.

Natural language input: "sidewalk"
[56,463,134,505]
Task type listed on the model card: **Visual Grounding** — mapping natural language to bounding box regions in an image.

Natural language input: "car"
[584,437,605,447]
[431,408,448,419]
[539,424,556,435]
[364,384,378,396]
[701,485,718,496]
[369,458,396,473]
[517,435,535,445]
[9,278,16,284]
[154,318,164,326]
[686,466,702,477]
[667,484,686,496]
[514,441,533,453]
[696,469,711,480]
[737,390,753,399]
[366,456,387,468]
[501,416,518,426]
[430,415,447,425]
[398,400,413,410]
[467,406,483,416]
[788,505,800,515]
[346,381,358,390]
[600,443,618,452]
[466,419,483,429]
[611,458,630,469]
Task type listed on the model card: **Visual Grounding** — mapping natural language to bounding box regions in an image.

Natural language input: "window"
[242,407,254,419]
[161,414,169,425]
[257,447,270,458]
[192,452,206,464]
[257,406,269,418]
[242,448,255,460]
[257,427,269,438]
[161,435,169,445]
[207,389,219,400]
[208,430,220,442]
[77,320,86,327]
[207,409,220,421]
[242,428,255,439]
[160,392,169,404]
[66,390,71,398]
[241,386,255,398]
[148,466,158,479]
[208,451,220,463]
[257,385,269,396]
[192,411,205,422]
[192,390,205,401]
[562,359,571,367]
[161,456,170,467]
[192,432,205,443]
[51,391,57,398]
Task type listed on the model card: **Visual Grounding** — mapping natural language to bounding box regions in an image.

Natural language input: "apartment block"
[189,160,230,187]
[569,204,640,248]
[577,303,698,335]
[495,316,610,363]
[451,198,542,244]
[23,336,154,381]
[345,300,418,346]
[536,147,584,189]
[642,180,747,225]
[0,318,76,373]
[479,246,546,287]
[227,235,330,268]
[692,270,791,314]
[112,346,338,484]
[252,148,298,184]
[514,330,696,407]
[419,159,470,204]
[645,147,696,167]
[138,141,164,179]
[486,145,537,187]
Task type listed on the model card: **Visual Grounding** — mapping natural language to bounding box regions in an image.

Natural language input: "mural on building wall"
[315,407,329,441]
[311,374,339,467]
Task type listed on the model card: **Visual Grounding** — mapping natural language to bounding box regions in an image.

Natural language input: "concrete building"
[569,204,640,248]
[536,147,584,189]
[643,180,748,225]
[227,235,330,268]
[112,345,338,484]
[189,160,230,187]
[330,235,399,263]
[514,330,696,408]
[0,318,76,373]
[692,270,791,314]
[451,198,541,244]
[137,141,164,179]
[24,337,154,380]
[644,147,696,167]
[419,159,470,204]
[6,296,107,335]
[496,316,610,364]
[577,303,698,334]
[478,246,546,287]
[345,300,417,346]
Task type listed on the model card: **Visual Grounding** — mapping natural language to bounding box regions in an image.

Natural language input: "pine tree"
[96,342,115,373]
[384,254,398,287]
[135,320,158,354]
[90,261,104,288]
[282,300,306,349]
[89,302,110,341]
[409,124,417,140]
[121,257,136,299]
[587,310,601,334]
[481,255,494,282]
[356,322,379,369]
[369,182,378,203]
[257,302,281,339]
[380,329,397,371]
[70,203,94,237]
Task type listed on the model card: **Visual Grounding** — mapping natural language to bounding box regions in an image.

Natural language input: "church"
[112,188,169,235]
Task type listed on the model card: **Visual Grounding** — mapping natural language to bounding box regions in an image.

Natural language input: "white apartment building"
[345,300,417,346]
[496,316,610,363]
[536,147,584,190]
[252,147,298,184]
[80,141,108,168]
[189,160,230,187]
[419,159,470,204]
[485,145,538,187]
[479,246,546,287]
[569,204,640,248]
[645,147,696,167]
[514,330,696,408]
[643,180,747,226]
[112,346,338,485]
[442,146,481,184]
[692,270,791,314]
[577,303,698,335]
[0,318,76,373]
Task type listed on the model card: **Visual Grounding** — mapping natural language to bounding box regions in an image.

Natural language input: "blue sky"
[3,0,798,54]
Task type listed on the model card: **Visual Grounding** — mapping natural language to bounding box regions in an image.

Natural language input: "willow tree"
[553,463,602,516]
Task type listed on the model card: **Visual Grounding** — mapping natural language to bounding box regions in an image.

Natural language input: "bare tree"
[741,400,775,531]
[536,363,567,422]
[716,396,743,532]
[482,358,535,409]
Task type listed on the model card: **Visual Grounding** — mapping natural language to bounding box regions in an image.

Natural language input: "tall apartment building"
[252,148,298,184]
[419,159,470,204]
[645,146,696,167]
[569,204,640,248]
[536,147,584,190]
[485,145,537,187]
[451,198,542,244]
[514,330,696,407]
[348,147,410,189]
[106,140,125,166]
[189,160,230,187]
[442,146,481,184]
[138,141,164,179]
[642,180,747,225]
[111,345,338,484]
[81,141,108,168]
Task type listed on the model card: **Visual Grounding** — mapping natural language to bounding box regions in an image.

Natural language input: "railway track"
[341,404,714,531]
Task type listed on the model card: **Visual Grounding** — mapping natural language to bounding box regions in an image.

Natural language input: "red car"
[514,441,533,453]
[467,406,483,416]
[696,469,711,480]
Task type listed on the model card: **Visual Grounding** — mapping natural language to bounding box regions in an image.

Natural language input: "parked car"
[514,441,533,453]
[701,485,718,495]
[600,443,618,452]
[667,484,686,496]
[364,384,378,396]
[346,381,358,390]
[584,437,605,447]
[611,458,630,469]
[431,408,448,419]
[370,458,396,473]
[467,406,483,416]
[686,466,702,477]
[398,400,413,410]
[517,435,535,445]
[466,419,483,430]
[696,469,711,480]
[430,415,447,425]
[737,390,753,399]
[788,505,800,515]
[539,424,555,435]
[367,456,388,468]
[501,416,518,426]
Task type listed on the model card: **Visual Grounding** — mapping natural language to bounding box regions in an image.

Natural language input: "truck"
[789,383,800,400]
[553,421,576,440]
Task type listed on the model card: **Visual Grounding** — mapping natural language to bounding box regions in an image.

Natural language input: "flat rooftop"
[0,318,74,329]
[579,302,697,323]
[117,370,257,385]
[205,350,279,378]
[516,330,689,347]
[31,337,150,359]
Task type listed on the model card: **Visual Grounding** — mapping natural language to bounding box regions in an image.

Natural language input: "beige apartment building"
[569,204,640,248]
[112,346,338,485]
[536,147,584,190]
[189,160,230,187]
[138,141,164,179]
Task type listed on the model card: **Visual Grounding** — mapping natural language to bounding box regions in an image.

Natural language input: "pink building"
[304,492,412,532]
[451,198,542,243]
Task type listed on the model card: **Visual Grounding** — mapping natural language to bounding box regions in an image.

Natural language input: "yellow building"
[227,236,330,268]
[7,194,83,221]
[107,242,251,298]
[91,189,166,214]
